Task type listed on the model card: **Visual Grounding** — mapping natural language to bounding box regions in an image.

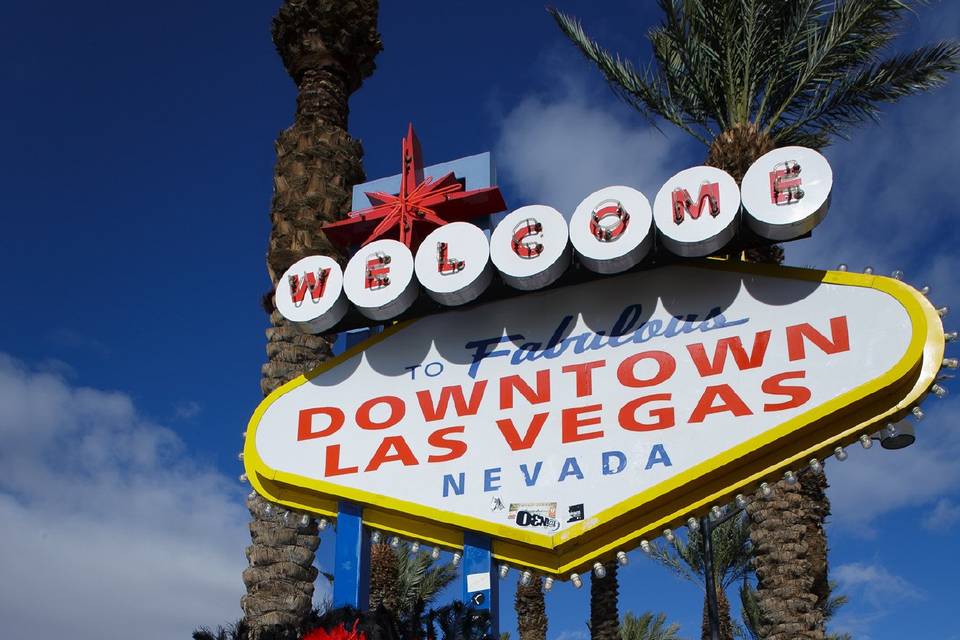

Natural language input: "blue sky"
[1,1,959,639]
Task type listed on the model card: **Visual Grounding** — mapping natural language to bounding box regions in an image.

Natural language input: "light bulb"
[431,546,441,560]
[371,531,382,544]
[938,306,950,317]
[920,285,931,296]
[735,494,748,509]
[570,573,583,589]
[520,570,532,586]
[835,446,848,461]
[837,263,848,272]
[911,406,924,421]
[784,471,797,485]
[710,505,723,520]
[616,551,628,566]
[863,266,874,275]
[410,541,420,554]
[389,536,401,548]
[932,384,949,398]
[499,564,510,579]
[318,518,328,531]
[943,358,959,369]
[687,517,700,531]
[664,529,675,543]
[544,576,555,591]
[859,434,873,449]
[238,452,244,461]
[242,431,247,440]
[891,269,904,280]
[759,482,773,498]
[452,551,462,567]
[592,562,606,579]
[945,331,958,342]
[263,504,273,515]
[300,514,311,527]
[281,510,292,523]
[640,540,651,553]
[239,473,248,483]
[248,490,256,500]
[809,458,822,474]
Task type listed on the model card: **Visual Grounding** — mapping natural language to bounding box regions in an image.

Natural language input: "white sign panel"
[247,263,942,573]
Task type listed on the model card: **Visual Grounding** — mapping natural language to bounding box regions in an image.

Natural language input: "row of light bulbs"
[239,265,951,591]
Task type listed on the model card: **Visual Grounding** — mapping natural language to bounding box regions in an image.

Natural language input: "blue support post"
[332,501,370,609]
[462,532,499,636]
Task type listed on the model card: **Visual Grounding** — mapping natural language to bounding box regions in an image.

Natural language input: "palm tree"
[647,515,752,640]
[590,562,620,640]
[514,576,547,640]
[621,612,686,640]
[550,3,959,637]
[740,580,852,640]
[393,543,459,617]
[243,1,381,637]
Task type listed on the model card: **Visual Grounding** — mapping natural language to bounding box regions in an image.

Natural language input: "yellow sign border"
[243,261,944,576]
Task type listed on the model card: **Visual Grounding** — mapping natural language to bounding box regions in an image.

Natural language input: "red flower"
[304,621,366,640]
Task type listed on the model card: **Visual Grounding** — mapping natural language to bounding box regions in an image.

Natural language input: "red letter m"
[672,182,720,224]
[288,268,330,304]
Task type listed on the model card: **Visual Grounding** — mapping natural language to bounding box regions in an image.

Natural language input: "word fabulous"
[276,146,832,332]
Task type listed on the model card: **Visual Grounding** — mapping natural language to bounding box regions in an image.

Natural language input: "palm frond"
[620,611,686,640]
[647,514,752,590]
[393,543,458,616]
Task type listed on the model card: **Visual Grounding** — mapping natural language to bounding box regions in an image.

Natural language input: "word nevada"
[277,146,832,332]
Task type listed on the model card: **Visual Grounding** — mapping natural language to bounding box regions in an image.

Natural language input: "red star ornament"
[320,124,507,251]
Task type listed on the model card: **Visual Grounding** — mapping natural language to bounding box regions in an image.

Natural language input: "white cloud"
[174,399,203,420]
[495,74,694,216]
[0,353,250,640]
[553,629,589,640]
[923,498,960,532]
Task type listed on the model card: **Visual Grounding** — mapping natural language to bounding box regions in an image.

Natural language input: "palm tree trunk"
[243,2,381,637]
[515,576,547,640]
[707,123,829,640]
[589,562,619,640]
[368,542,401,612]
[700,585,735,640]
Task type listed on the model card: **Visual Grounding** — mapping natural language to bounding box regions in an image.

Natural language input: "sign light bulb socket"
[664,528,675,542]
[389,536,401,548]
[891,270,904,280]
[617,551,629,566]
[592,562,607,579]
[300,514,311,527]
[237,452,244,461]
[410,541,420,554]
[242,431,247,440]
[863,266,874,275]
[784,471,798,485]
[932,384,949,398]
[834,446,848,461]
[499,564,510,579]
[520,570,533,586]
[809,458,822,474]
[239,473,248,483]
[937,306,949,317]
[431,547,441,560]
[452,551,462,567]
[943,358,959,369]
[640,540,651,554]
[919,284,931,296]
[911,406,925,421]
[710,505,723,520]
[371,531,382,544]
[263,504,273,516]
[945,331,957,342]
[318,518,328,531]
[859,434,873,449]
[248,490,256,500]
[570,573,583,589]
[282,510,292,523]
[837,264,848,272]
[544,576,555,591]
[735,494,749,509]
[759,482,773,498]
[687,517,700,531]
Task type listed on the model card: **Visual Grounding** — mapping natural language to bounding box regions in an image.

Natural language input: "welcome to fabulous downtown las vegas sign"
[243,124,949,580]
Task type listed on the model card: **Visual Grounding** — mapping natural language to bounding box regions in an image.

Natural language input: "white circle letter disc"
[569,186,653,274]
[741,146,832,241]
[275,255,347,333]
[490,205,570,290]
[414,222,492,306]
[653,166,740,257]
[343,239,418,321]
